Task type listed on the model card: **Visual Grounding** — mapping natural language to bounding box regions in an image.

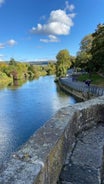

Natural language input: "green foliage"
[78,73,104,86]
[0,71,12,86]
[4,62,28,80]
[70,56,76,68]
[9,58,17,65]
[0,60,52,86]
[0,62,8,72]
[45,62,56,75]
[80,34,93,52]
[75,24,104,73]
[90,24,104,72]
[28,64,47,78]
[56,49,71,77]
[75,34,93,71]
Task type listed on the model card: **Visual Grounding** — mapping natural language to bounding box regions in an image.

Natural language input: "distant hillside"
[28,61,56,65]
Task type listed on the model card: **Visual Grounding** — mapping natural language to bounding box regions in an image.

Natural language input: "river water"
[0,75,77,165]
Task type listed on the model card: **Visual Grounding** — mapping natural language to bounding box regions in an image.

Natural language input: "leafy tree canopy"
[9,58,17,65]
[80,34,93,53]
[75,24,104,73]
[56,49,71,77]
[91,23,104,72]
[75,34,93,71]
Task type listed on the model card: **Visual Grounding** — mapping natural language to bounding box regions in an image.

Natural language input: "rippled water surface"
[0,76,77,164]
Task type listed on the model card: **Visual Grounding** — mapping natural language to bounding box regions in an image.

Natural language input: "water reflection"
[8,79,28,89]
[0,75,78,165]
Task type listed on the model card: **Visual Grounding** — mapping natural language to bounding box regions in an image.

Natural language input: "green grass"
[78,73,104,87]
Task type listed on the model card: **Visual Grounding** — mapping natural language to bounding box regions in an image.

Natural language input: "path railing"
[60,77,104,97]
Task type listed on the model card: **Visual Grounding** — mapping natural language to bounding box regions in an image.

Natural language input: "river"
[0,75,78,165]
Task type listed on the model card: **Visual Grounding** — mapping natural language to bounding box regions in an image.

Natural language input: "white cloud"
[30,1,76,43]
[40,35,60,43]
[0,39,17,49]
[31,9,74,36]
[0,0,5,7]
[69,13,76,18]
[7,39,17,46]
[30,1,76,37]
[40,15,46,20]
[65,2,75,12]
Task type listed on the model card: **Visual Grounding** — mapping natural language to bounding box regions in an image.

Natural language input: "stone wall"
[0,96,104,184]
[59,77,104,100]
[58,79,86,101]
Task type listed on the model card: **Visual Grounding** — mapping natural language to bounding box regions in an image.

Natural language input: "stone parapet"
[0,96,104,184]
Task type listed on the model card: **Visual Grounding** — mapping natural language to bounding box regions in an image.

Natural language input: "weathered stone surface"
[59,164,99,184]
[72,125,104,169]
[58,124,104,184]
[0,158,41,184]
[0,96,104,184]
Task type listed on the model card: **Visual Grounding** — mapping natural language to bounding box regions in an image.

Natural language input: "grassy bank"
[78,73,104,87]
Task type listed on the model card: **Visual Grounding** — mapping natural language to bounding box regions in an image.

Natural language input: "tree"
[80,34,93,52]
[0,62,8,72]
[56,49,71,77]
[75,34,93,71]
[46,62,56,75]
[91,24,104,72]
[9,58,17,65]
[70,56,76,68]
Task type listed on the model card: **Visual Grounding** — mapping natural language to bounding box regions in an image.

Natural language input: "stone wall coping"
[0,96,104,184]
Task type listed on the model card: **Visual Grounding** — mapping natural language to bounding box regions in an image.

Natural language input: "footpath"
[58,123,104,184]
[57,77,104,184]
[60,77,104,99]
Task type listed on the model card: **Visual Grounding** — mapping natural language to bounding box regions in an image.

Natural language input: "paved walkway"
[60,77,104,97]
[58,123,104,184]
[58,77,104,183]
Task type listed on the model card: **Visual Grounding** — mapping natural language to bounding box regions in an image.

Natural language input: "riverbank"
[78,72,104,87]
[0,61,56,88]
[58,77,104,100]
[0,71,13,87]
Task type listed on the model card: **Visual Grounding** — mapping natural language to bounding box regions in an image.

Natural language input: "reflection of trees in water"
[56,83,81,102]
[56,83,69,97]
[28,76,39,81]
[7,79,28,90]
[8,77,39,90]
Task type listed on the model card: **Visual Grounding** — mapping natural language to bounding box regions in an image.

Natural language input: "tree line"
[0,23,104,86]
[0,58,56,86]
[75,24,104,73]
[56,23,104,77]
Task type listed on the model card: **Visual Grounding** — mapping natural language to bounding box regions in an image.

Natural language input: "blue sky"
[0,0,104,62]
